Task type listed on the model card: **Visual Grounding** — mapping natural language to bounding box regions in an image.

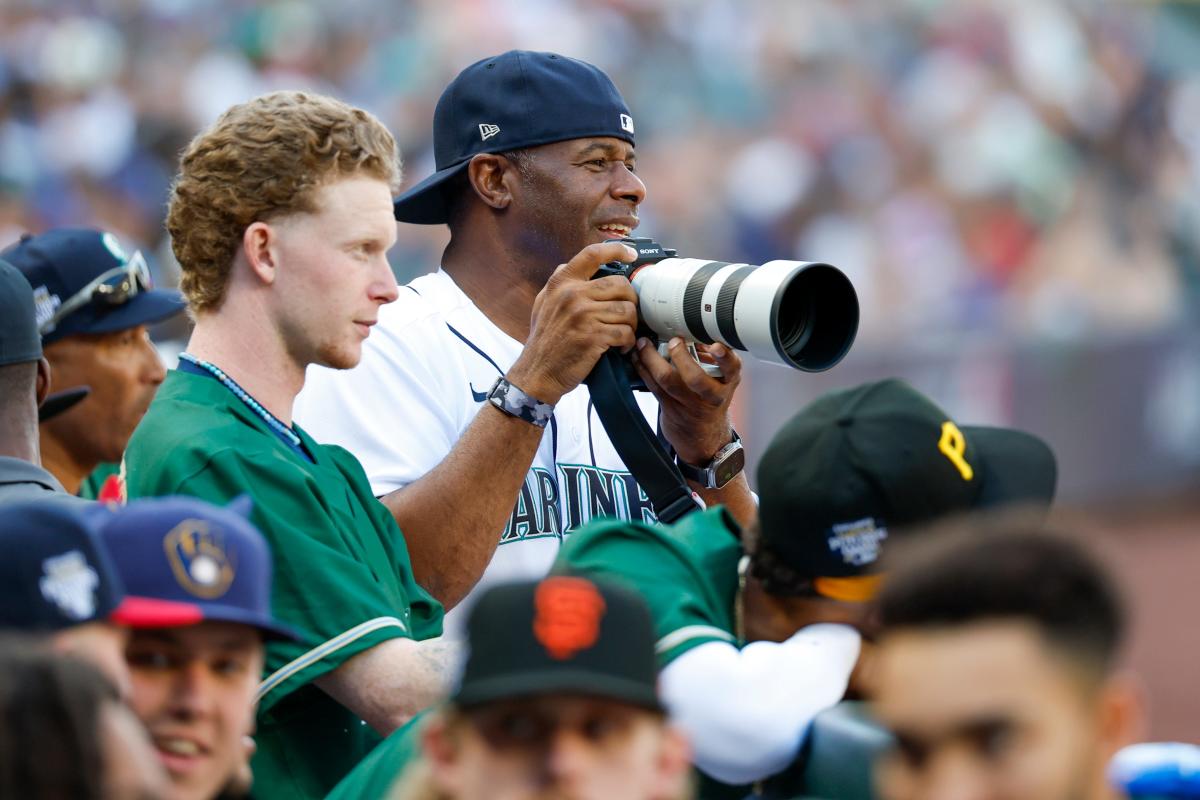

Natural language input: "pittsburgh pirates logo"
[533,577,606,660]
[164,520,237,599]
[938,421,974,481]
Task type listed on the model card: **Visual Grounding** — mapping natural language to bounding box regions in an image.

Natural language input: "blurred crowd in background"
[3,0,1199,346]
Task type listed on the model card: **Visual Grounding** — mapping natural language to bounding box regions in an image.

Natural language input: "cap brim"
[965,426,1057,509]
[455,669,663,713]
[393,161,471,224]
[38,386,90,422]
[112,596,304,642]
[45,290,186,343]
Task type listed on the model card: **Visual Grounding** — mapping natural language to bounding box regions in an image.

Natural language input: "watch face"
[714,445,746,488]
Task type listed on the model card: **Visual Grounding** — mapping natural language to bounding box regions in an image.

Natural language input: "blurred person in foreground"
[0,641,168,800]
[0,257,93,505]
[99,496,301,800]
[2,228,184,498]
[872,522,1143,800]
[296,50,754,634]
[331,575,692,800]
[120,91,446,798]
[554,378,1057,797]
[0,499,168,699]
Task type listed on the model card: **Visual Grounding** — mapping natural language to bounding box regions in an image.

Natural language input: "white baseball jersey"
[295,269,660,637]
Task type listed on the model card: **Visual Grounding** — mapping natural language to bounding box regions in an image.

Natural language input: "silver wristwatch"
[675,431,745,489]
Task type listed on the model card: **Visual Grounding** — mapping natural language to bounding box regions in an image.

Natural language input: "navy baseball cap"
[2,228,185,344]
[394,50,636,225]
[0,257,41,366]
[756,379,1057,598]
[455,576,662,711]
[0,501,165,632]
[98,496,301,641]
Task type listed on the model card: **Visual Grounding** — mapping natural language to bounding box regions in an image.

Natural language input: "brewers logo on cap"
[164,520,236,599]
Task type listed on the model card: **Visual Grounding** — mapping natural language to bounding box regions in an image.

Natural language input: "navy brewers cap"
[0,501,164,632]
[0,257,41,366]
[454,576,661,711]
[98,496,301,641]
[2,228,185,344]
[755,379,1057,601]
[394,50,636,225]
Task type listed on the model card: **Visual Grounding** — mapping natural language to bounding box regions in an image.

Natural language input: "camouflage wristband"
[487,377,555,429]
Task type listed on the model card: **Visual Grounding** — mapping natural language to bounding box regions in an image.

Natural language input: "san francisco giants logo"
[938,421,974,481]
[533,577,607,660]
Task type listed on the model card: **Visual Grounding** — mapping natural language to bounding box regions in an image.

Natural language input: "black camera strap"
[584,350,703,524]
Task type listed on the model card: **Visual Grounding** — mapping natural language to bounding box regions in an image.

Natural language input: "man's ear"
[422,712,463,793]
[1096,671,1146,757]
[467,153,518,211]
[35,357,51,406]
[242,221,279,285]
[653,724,694,800]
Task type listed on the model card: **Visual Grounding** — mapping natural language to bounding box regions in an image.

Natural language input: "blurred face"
[41,325,166,462]
[510,137,645,280]
[426,694,690,800]
[102,699,171,800]
[873,621,1113,800]
[125,623,264,800]
[52,621,132,702]
[269,175,399,371]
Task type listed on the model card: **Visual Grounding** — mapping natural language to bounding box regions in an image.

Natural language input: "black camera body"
[594,236,676,280]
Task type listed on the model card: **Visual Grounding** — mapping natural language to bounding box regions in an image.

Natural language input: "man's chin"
[315,344,362,372]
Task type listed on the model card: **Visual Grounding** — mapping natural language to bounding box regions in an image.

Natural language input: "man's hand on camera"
[506,242,639,405]
[632,336,742,465]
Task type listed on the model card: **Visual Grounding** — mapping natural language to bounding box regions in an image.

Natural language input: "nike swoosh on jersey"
[470,384,488,402]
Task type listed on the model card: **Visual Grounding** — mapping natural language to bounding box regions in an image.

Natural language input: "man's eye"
[581,714,625,741]
[894,736,928,769]
[127,651,173,670]
[212,658,248,677]
[973,724,1014,759]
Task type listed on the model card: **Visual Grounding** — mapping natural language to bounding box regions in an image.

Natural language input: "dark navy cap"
[1,228,185,344]
[455,576,662,711]
[0,500,161,632]
[394,50,636,225]
[0,257,41,366]
[99,496,301,641]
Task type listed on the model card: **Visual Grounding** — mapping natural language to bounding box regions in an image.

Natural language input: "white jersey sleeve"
[658,623,861,785]
[296,284,471,496]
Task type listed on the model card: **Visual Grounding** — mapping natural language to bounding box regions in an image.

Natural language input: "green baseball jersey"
[324,709,429,800]
[553,506,743,667]
[122,369,444,799]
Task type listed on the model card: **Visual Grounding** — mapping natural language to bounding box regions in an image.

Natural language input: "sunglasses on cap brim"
[39,251,153,336]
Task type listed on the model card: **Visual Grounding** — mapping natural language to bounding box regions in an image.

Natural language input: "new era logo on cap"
[479,123,500,141]
[620,114,634,134]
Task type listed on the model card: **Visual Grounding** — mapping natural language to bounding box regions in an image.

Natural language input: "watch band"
[487,377,555,429]
[676,430,745,489]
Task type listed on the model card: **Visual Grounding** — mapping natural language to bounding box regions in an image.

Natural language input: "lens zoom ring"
[681,262,726,344]
[715,267,754,351]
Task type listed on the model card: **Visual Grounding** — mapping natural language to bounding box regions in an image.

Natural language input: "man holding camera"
[296,50,754,631]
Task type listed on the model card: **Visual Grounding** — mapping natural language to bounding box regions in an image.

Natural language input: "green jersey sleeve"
[554,506,744,666]
[150,445,433,711]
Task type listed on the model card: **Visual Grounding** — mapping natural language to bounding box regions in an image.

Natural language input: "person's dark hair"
[876,522,1125,675]
[446,149,535,230]
[744,520,822,597]
[0,638,119,799]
